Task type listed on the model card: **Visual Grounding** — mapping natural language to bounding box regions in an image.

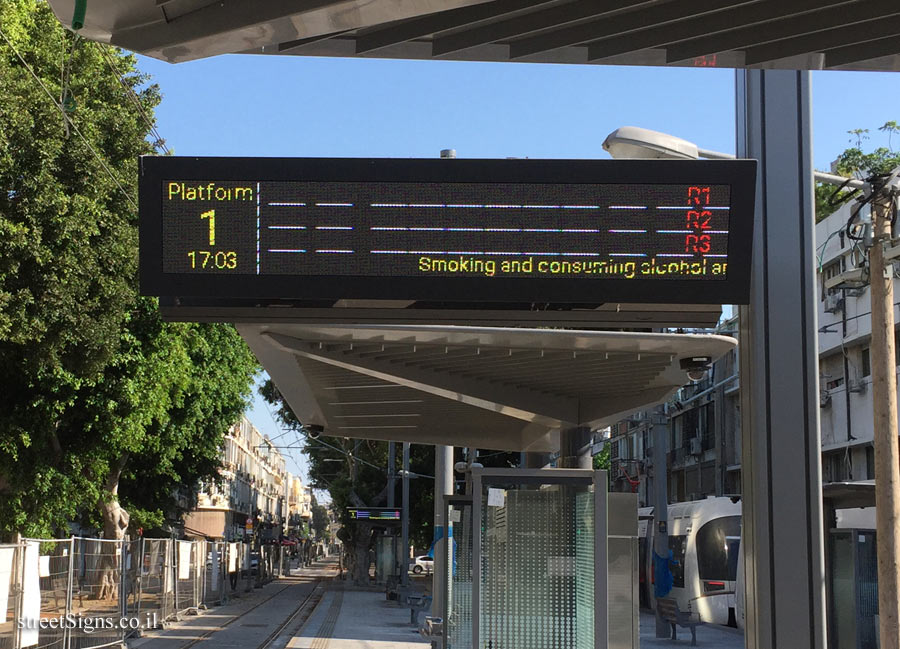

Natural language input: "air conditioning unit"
[689,438,703,456]
[849,379,867,393]
[824,267,868,292]
[823,293,844,313]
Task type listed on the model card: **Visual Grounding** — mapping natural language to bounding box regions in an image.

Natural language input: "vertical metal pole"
[65,537,75,649]
[119,537,128,642]
[736,68,826,649]
[868,193,900,649]
[388,441,397,579]
[433,445,454,619]
[13,534,22,649]
[171,538,179,619]
[652,422,670,638]
[137,538,145,619]
[388,442,396,507]
[401,442,411,589]
[559,426,592,469]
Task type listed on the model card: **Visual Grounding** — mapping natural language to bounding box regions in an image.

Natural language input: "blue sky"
[136,53,900,481]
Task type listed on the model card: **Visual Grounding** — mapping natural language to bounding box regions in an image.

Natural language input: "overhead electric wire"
[94,41,170,155]
[0,26,138,211]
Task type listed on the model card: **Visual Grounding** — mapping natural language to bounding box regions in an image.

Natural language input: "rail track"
[163,562,333,649]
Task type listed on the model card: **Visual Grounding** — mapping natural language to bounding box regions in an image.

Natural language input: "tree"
[0,1,258,540]
[593,443,611,471]
[816,122,900,221]
[311,503,329,539]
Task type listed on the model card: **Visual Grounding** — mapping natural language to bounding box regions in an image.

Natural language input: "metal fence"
[0,537,291,649]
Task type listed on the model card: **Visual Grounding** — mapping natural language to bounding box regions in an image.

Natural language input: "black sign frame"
[139,156,756,305]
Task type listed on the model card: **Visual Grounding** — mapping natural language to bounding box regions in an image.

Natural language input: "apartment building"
[606,326,741,506]
[816,199,896,483]
[287,475,313,536]
[184,415,293,540]
[605,198,897,505]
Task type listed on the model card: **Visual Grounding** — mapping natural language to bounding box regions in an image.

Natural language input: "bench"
[407,594,433,625]
[656,597,703,646]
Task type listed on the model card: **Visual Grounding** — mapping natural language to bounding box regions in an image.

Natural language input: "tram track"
[156,562,333,649]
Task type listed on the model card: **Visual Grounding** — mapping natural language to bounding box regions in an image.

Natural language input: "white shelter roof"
[239,323,736,451]
[48,0,900,71]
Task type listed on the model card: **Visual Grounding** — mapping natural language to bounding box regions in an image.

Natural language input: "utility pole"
[433,445,453,618]
[868,185,900,649]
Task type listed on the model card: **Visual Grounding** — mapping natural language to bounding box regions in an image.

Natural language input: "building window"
[824,451,849,483]
[866,445,875,480]
[823,259,844,293]
[861,348,871,377]
[701,403,715,451]
[826,377,844,390]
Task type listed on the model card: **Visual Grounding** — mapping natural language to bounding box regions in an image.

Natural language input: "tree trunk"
[96,456,129,600]
[99,455,130,540]
[351,521,375,585]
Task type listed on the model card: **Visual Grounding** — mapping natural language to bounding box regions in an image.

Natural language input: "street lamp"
[603,125,867,189]
[602,126,728,160]
[605,125,900,648]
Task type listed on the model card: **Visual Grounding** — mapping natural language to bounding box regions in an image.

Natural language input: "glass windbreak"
[695,516,741,582]
[447,502,473,649]
[480,481,594,649]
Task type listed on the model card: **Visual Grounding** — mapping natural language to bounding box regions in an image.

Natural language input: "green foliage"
[593,443,611,471]
[0,0,258,538]
[816,122,900,222]
[311,504,329,538]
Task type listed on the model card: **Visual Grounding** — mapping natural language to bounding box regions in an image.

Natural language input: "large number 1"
[201,209,215,246]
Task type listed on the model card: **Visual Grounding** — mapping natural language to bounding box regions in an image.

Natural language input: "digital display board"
[348,508,401,521]
[140,157,756,305]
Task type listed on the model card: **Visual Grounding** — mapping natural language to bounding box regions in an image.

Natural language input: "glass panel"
[447,503,473,649]
[856,531,878,649]
[574,491,594,649]
[480,481,593,649]
[829,531,855,649]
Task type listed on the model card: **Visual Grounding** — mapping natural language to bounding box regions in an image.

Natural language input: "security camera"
[305,424,324,439]
[680,356,712,383]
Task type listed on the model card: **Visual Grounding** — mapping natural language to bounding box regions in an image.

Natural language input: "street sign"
[140,156,756,305]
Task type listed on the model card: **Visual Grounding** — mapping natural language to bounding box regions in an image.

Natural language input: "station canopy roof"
[48,0,900,70]
[240,323,736,451]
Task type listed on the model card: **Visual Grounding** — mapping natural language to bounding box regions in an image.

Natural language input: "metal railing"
[0,537,293,649]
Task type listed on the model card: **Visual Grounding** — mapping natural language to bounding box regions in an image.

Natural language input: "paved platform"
[288,586,428,649]
[639,610,745,648]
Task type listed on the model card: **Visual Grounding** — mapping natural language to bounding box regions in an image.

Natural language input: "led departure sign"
[140,157,756,305]
[348,508,402,521]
